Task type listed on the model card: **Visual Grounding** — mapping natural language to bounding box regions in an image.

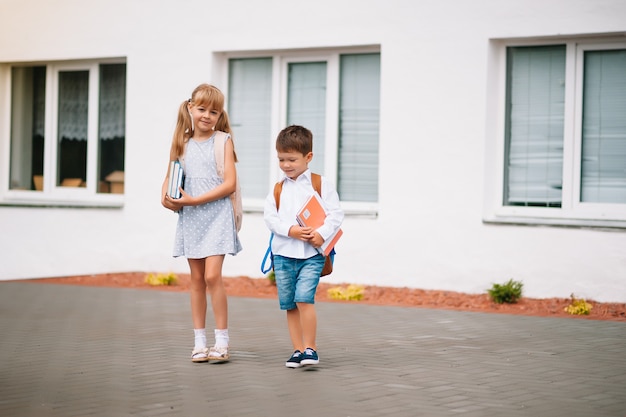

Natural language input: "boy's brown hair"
[276,125,313,155]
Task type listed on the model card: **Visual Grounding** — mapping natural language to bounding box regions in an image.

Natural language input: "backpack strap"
[260,233,275,274]
[273,173,321,210]
[213,131,242,232]
[273,181,283,210]
[213,131,229,177]
[311,173,321,197]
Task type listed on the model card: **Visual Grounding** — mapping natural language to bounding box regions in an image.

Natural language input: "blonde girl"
[161,84,242,363]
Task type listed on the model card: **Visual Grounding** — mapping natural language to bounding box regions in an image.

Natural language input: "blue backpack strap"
[261,180,283,274]
[260,233,275,274]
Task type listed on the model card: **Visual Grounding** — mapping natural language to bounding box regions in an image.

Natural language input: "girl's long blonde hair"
[169,84,237,161]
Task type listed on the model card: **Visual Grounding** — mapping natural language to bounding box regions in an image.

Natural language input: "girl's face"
[277,150,312,180]
[189,102,221,138]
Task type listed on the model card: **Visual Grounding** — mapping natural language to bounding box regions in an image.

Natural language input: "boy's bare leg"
[286,308,304,352]
[296,302,317,350]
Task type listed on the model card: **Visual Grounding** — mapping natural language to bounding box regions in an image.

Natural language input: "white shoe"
[208,346,230,362]
[191,347,209,363]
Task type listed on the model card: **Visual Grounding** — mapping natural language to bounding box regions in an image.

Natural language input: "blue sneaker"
[285,350,303,368]
[300,347,319,366]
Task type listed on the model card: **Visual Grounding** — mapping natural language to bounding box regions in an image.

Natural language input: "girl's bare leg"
[188,258,208,329]
[203,255,228,329]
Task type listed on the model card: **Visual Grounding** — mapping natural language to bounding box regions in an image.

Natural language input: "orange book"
[319,228,342,257]
[296,193,342,256]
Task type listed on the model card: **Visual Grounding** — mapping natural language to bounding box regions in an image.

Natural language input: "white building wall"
[1,0,625,302]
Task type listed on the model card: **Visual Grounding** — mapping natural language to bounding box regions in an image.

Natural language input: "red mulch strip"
[12,272,626,322]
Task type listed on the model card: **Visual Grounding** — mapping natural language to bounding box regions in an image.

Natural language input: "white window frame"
[0,58,126,208]
[213,46,380,215]
[279,55,340,184]
[484,36,626,228]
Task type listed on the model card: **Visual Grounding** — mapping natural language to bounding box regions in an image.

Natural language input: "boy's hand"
[307,231,324,248]
[289,225,315,241]
[288,226,324,248]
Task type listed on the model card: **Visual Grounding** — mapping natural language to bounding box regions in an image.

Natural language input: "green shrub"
[564,294,593,315]
[267,270,276,285]
[145,272,178,286]
[487,279,523,304]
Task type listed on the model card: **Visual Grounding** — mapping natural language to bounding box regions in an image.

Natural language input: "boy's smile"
[277,150,313,180]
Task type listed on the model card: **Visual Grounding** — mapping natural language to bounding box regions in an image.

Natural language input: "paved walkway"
[0,281,625,417]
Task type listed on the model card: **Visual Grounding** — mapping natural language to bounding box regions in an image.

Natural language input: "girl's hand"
[161,192,176,210]
[174,188,197,207]
[162,192,185,212]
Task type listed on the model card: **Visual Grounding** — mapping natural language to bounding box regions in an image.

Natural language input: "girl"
[161,84,242,363]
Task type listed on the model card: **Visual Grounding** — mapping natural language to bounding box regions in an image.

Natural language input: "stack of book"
[167,160,184,199]
[296,193,342,256]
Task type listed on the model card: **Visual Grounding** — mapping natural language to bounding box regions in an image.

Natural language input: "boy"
[264,125,344,368]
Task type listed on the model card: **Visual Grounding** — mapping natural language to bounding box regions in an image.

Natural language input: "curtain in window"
[338,53,380,202]
[57,65,125,142]
[287,62,327,175]
[504,46,566,207]
[99,64,126,140]
[581,49,626,204]
[98,64,126,185]
[228,58,273,198]
[57,71,88,184]
[33,68,46,139]
[58,71,89,141]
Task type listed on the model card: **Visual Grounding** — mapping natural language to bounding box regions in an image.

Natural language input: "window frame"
[214,46,380,215]
[484,36,626,228]
[0,58,126,208]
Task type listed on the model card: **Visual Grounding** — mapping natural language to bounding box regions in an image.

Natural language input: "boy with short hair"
[264,125,344,368]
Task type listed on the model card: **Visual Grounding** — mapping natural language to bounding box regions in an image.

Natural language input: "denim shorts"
[273,254,325,310]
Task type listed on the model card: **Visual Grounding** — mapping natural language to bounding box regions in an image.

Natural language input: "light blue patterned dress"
[173,135,242,259]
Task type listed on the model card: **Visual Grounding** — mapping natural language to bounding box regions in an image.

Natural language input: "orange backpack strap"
[273,181,284,210]
[273,173,321,210]
[311,173,322,196]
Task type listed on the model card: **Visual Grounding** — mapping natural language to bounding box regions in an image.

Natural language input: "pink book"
[296,193,342,256]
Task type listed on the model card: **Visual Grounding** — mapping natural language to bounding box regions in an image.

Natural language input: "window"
[4,60,126,206]
[580,49,626,204]
[504,45,566,207]
[485,38,626,228]
[224,48,380,212]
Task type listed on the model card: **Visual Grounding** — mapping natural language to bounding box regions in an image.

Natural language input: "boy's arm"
[264,189,316,241]
[315,177,344,241]
[263,191,294,238]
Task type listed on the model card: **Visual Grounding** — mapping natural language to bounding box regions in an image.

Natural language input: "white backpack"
[213,131,243,232]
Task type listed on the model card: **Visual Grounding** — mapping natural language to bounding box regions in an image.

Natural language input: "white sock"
[194,328,207,350]
[214,329,229,348]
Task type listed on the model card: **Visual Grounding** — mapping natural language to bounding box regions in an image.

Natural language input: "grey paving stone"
[0,282,625,417]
